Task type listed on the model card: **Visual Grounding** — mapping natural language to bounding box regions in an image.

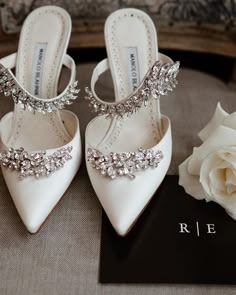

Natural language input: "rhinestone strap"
[87,147,163,180]
[85,60,180,118]
[0,146,73,180]
[0,53,80,114]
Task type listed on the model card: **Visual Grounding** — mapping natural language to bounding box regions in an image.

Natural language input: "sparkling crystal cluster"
[0,146,73,179]
[87,147,163,180]
[0,64,80,113]
[85,60,180,118]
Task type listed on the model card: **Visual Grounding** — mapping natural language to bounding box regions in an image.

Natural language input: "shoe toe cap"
[87,152,171,236]
[2,151,80,233]
[86,115,172,235]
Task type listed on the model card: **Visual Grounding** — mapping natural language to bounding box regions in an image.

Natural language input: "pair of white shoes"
[0,6,179,236]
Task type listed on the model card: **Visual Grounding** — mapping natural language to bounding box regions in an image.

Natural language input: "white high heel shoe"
[85,8,180,236]
[0,6,82,233]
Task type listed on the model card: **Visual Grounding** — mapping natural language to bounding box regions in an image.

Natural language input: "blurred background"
[0,0,236,81]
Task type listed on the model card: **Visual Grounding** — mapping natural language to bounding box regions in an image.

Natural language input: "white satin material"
[86,8,173,236]
[0,111,81,233]
[0,6,82,233]
[86,116,171,236]
[0,52,77,104]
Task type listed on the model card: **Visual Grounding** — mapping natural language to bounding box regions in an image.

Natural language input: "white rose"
[179,103,236,220]
[200,147,236,218]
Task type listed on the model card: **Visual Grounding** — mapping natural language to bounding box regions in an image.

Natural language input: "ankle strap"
[85,53,180,118]
[0,53,80,114]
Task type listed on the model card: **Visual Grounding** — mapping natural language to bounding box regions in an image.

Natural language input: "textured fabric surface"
[0,63,236,294]
[2,0,236,33]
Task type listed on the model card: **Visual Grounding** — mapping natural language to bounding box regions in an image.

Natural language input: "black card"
[100,175,236,284]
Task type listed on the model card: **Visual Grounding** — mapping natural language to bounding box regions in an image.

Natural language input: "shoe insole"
[6,6,72,150]
[96,8,162,152]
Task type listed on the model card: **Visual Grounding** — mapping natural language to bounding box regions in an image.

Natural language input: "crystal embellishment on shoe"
[85,60,180,118]
[0,64,80,114]
[87,147,164,180]
[0,146,73,180]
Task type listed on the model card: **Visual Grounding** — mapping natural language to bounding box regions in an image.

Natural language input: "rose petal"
[226,166,236,185]
[188,126,236,175]
[223,112,236,130]
[179,156,205,200]
[225,208,236,221]
[217,147,236,166]
[200,149,236,209]
[225,169,236,194]
[199,152,220,200]
[209,167,226,193]
[198,102,228,142]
